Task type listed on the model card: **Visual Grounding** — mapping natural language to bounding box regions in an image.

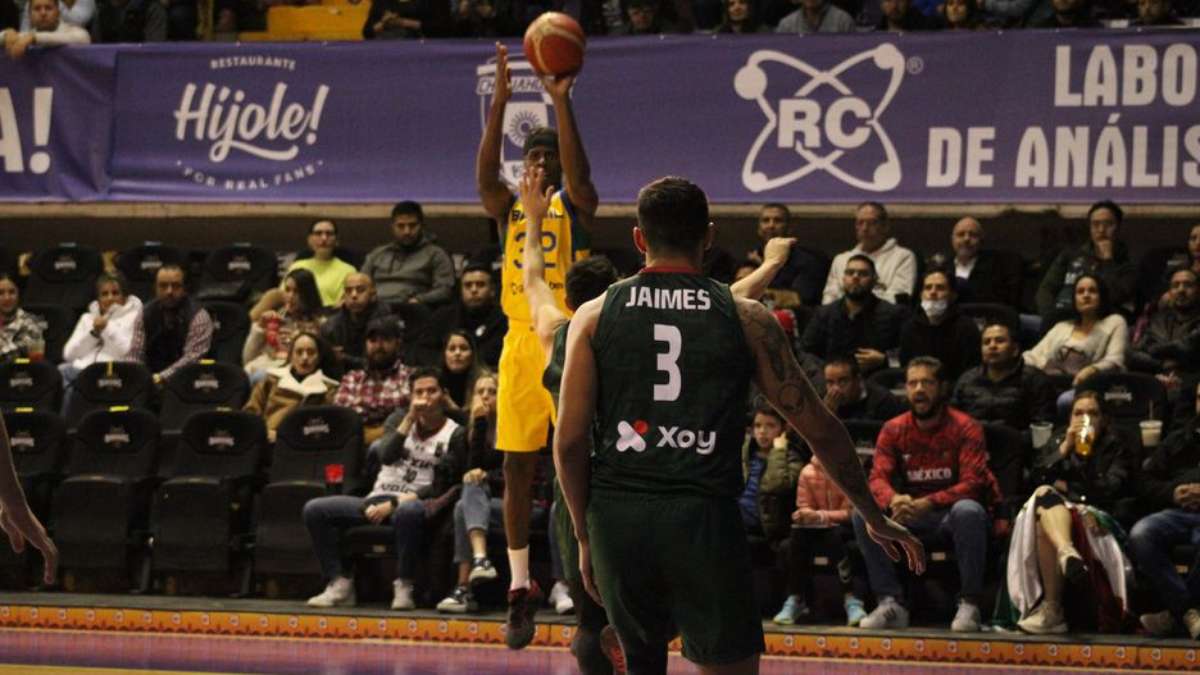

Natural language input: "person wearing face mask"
[899,269,981,383]
[242,332,338,444]
[0,273,46,364]
[60,272,143,385]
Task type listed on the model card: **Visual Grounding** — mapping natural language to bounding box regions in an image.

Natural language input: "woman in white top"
[60,272,143,384]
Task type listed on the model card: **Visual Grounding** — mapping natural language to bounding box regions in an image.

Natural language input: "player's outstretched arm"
[553,296,604,600]
[520,166,568,355]
[0,414,56,584]
[730,237,795,300]
[736,297,925,575]
[477,43,515,222]
[541,75,598,226]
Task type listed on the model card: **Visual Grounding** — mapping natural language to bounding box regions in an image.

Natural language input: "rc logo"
[476,57,553,186]
[616,420,648,453]
[734,44,906,193]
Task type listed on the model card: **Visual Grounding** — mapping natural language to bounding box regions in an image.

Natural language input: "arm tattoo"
[739,300,806,416]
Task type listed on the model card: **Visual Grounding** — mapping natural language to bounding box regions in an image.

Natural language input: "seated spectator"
[1130,267,1200,381]
[305,367,465,610]
[20,0,94,30]
[853,356,998,632]
[1132,0,1184,23]
[2,0,88,59]
[0,273,45,363]
[243,268,325,381]
[321,273,394,372]
[876,0,935,28]
[940,0,981,27]
[938,217,1022,308]
[243,331,338,443]
[127,265,212,386]
[451,0,517,37]
[361,201,455,309]
[1008,392,1135,634]
[739,404,802,541]
[333,317,412,447]
[802,255,908,375]
[714,0,770,31]
[775,451,866,627]
[440,330,484,418]
[285,220,357,308]
[362,0,427,38]
[1027,0,1100,26]
[612,0,687,33]
[821,355,907,421]
[899,269,981,382]
[410,264,506,369]
[60,272,143,385]
[1036,200,1135,327]
[953,322,1055,432]
[822,202,917,306]
[91,0,167,42]
[776,0,857,31]
[1024,274,1127,399]
[746,203,828,307]
[1130,381,1200,640]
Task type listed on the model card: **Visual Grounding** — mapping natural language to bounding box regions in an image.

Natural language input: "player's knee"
[503,453,539,484]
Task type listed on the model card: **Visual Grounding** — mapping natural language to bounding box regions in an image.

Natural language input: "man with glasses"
[802,255,908,375]
[251,220,359,321]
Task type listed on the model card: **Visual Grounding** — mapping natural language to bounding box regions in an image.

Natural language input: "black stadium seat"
[52,408,161,583]
[160,360,250,434]
[23,244,103,314]
[0,359,62,413]
[201,301,251,365]
[959,302,1020,337]
[22,303,74,366]
[0,410,67,588]
[254,406,363,580]
[195,243,277,304]
[151,410,266,582]
[63,361,153,432]
[1077,372,1169,435]
[115,243,187,305]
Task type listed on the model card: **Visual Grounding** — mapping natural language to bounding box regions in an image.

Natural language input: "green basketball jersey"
[591,270,755,498]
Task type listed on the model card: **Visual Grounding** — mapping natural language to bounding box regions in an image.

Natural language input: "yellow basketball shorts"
[496,321,554,453]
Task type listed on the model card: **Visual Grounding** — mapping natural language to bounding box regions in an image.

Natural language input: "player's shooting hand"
[540,73,575,100]
[518,166,553,225]
[578,538,603,606]
[492,43,512,106]
[762,237,796,268]
[0,503,56,585]
[866,516,925,576]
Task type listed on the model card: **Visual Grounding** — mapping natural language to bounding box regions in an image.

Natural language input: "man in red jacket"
[852,356,999,633]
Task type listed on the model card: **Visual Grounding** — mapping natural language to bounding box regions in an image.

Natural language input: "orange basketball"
[523,12,586,77]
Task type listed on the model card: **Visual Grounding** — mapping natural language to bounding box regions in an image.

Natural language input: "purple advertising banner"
[3,31,1200,203]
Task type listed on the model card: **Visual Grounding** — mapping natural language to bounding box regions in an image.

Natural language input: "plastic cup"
[1030,422,1053,449]
[1140,420,1163,448]
[26,337,45,362]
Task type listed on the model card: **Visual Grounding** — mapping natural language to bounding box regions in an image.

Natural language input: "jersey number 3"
[653,324,681,402]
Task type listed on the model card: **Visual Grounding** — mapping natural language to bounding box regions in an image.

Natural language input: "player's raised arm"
[540,75,598,226]
[477,43,516,222]
[520,166,567,353]
[731,236,796,300]
[736,296,925,575]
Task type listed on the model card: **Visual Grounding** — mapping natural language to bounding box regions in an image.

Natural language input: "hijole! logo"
[476,57,554,186]
[735,44,906,193]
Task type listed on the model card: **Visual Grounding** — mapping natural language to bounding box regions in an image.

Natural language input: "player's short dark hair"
[1087,199,1123,226]
[858,201,888,222]
[410,366,444,389]
[823,355,861,379]
[636,176,710,256]
[906,356,946,382]
[760,202,790,220]
[391,201,424,222]
[845,254,877,277]
[523,127,558,155]
[565,256,618,310]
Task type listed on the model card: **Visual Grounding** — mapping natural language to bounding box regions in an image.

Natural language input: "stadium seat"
[22,303,74,365]
[0,410,67,587]
[982,422,1027,517]
[254,405,363,579]
[51,408,161,584]
[23,244,103,314]
[195,243,277,304]
[160,360,250,434]
[866,367,906,398]
[201,301,251,365]
[0,359,62,413]
[151,410,266,582]
[62,361,153,432]
[959,303,1021,337]
[115,243,188,304]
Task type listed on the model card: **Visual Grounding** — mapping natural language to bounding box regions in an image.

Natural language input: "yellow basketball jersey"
[500,189,590,323]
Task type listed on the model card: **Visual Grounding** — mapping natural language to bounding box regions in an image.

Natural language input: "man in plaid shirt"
[334,317,412,445]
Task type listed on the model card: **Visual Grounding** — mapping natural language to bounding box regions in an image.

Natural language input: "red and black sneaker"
[599,625,627,675]
[504,580,544,650]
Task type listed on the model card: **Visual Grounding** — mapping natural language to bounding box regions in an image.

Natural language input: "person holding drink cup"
[0,274,46,364]
[1005,391,1138,635]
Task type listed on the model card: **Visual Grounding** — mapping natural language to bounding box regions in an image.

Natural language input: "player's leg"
[502,451,539,582]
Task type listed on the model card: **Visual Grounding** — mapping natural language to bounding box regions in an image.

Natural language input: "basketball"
[523,12,586,77]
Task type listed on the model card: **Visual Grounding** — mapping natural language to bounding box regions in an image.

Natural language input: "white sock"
[508,547,530,591]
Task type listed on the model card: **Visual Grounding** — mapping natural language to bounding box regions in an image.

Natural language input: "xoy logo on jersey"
[734,44,906,193]
[617,420,717,456]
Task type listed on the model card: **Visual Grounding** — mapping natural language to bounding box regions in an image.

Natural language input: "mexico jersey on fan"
[591,268,755,497]
[495,189,589,452]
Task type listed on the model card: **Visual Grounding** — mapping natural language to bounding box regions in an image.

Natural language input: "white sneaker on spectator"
[1017,600,1067,634]
[468,557,498,586]
[548,581,574,615]
[391,579,415,611]
[436,585,477,614]
[859,597,909,630]
[1140,610,1177,637]
[1184,609,1200,640]
[307,577,355,608]
[951,599,982,632]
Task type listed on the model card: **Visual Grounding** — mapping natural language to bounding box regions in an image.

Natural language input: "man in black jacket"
[822,355,907,421]
[321,273,395,371]
[1130,268,1200,378]
[409,263,506,368]
[801,255,907,375]
[943,217,1023,309]
[952,322,1055,433]
[1129,382,1200,640]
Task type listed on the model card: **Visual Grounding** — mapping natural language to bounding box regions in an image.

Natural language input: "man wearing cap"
[333,317,413,446]
[477,42,598,650]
